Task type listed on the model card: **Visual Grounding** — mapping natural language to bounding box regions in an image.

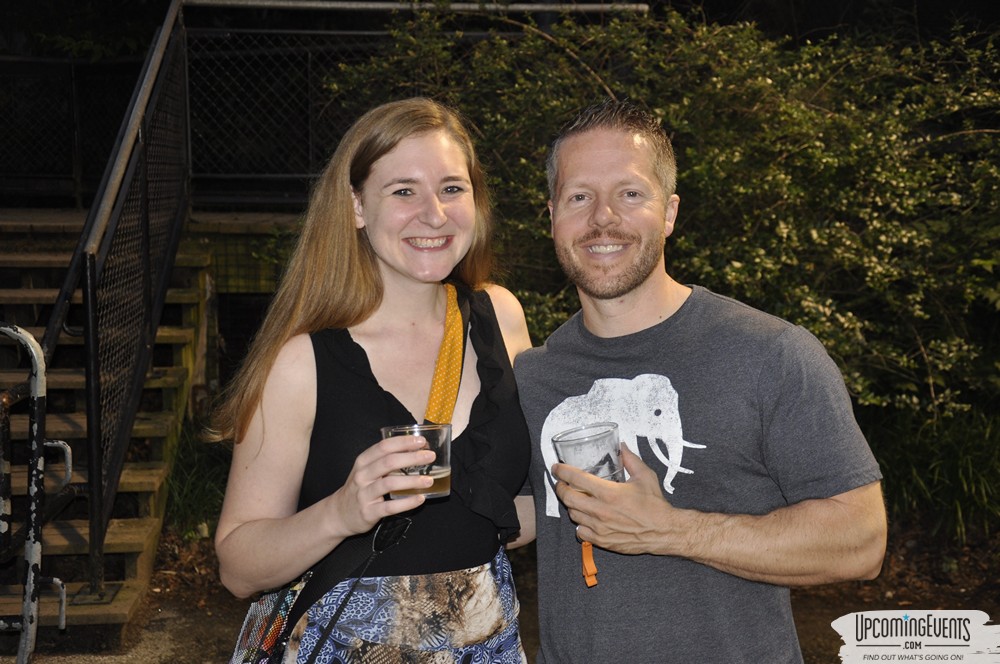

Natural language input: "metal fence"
[187,27,389,206]
[3,1,647,209]
[0,57,142,207]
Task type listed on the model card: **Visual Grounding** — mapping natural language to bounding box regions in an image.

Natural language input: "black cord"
[302,516,410,664]
[302,552,375,664]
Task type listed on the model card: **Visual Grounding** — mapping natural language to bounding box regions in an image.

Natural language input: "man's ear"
[352,191,365,229]
[548,200,555,235]
[663,194,680,238]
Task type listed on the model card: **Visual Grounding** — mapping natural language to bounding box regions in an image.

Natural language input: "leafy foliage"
[4,0,168,58]
[166,422,230,540]
[324,8,999,541]
[874,412,1000,542]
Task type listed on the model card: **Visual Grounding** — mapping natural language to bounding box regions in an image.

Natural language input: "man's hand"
[553,445,679,555]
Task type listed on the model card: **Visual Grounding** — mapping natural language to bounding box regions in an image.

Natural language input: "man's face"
[549,128,678,301]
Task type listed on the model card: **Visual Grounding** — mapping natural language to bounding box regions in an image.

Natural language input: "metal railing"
[0,325,68,664]
[76,2,190,595]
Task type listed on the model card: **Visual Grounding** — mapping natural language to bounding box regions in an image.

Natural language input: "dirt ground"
[7,528,998,664]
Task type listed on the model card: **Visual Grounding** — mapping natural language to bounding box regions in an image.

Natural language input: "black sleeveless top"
[300,284,531,575]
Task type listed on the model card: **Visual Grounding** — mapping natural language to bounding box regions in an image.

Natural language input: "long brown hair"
[208,98,494,443]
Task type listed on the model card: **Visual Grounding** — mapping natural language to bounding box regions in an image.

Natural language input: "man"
[512,100,887,663]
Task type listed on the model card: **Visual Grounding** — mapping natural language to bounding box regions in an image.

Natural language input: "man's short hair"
[546,99,677,200]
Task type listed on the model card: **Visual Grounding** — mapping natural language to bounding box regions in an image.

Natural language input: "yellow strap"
[424,284,464,425]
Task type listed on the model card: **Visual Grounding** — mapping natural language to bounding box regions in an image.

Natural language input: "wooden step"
[0,208,86,235]
[0,366,188,391]
[0,252,74,269]
[40,517,160,556]
[0,325,194,347]
[7,461,167,496]
[8,411,176,440]
[1,208,204,636]
[0,288,201,306]
[0,517,161,612]
[0,579,146,627]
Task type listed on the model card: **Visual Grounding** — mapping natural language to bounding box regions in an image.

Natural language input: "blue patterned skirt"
[285,547,526,663]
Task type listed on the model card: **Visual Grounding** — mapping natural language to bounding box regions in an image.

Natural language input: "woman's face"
[354,130,476,290]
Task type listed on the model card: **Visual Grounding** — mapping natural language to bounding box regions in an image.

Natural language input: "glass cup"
[381,423,452,499]
[551,422,624,482]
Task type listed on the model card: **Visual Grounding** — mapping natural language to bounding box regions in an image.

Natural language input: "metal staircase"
[0,209,208,660]
[0,2,193,658]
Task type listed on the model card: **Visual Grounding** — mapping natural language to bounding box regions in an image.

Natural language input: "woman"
[212,98,533,662]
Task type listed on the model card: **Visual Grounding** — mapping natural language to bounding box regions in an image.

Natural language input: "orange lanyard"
[581,541,598,587]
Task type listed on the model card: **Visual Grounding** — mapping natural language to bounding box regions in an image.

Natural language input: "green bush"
[872,411,1000,543]
[323,8,999,542]
[166,422,230,540]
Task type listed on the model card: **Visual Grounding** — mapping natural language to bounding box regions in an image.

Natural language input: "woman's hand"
[327,434,436,536]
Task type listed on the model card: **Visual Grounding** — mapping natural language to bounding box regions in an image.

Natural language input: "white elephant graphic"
[540,373,705,518]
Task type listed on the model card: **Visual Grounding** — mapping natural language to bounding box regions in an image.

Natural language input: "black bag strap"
[280,531,373,642]
[279,515,411,647]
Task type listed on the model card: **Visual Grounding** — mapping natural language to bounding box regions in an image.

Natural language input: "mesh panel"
[187,30,387,179]
[77,62,144,189]
[93,28,189,518]
[146,41,190,279]
[96,181,146,482]
[0,58,140,200]
[0,64,74,177]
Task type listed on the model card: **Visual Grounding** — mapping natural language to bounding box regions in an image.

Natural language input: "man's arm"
[554,445,887,586]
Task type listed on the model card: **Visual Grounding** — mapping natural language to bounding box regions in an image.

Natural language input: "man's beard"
[556,227,665,300]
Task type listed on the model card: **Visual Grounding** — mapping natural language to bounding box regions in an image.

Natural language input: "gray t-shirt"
[514,286,882,664]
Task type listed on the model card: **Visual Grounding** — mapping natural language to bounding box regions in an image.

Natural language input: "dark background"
[4,0,1000,59]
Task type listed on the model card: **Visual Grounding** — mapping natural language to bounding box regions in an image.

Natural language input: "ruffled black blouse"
[299,283,531,575]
